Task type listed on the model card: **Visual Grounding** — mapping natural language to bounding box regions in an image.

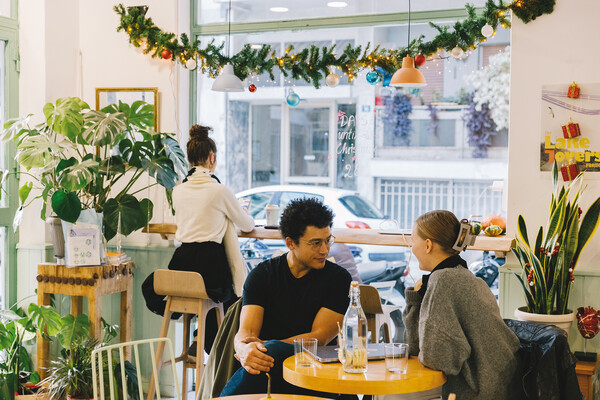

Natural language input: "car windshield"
[339,195,385,219]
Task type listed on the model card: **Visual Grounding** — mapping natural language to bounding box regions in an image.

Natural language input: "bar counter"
[143,223,514,256]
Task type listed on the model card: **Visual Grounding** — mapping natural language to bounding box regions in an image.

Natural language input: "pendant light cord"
[407,0,411,49]
[227,0,232,58]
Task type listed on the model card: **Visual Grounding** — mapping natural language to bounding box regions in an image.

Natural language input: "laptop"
[312,343,387,363]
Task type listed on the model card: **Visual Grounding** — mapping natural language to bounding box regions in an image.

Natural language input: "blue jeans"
[220,340,338,398]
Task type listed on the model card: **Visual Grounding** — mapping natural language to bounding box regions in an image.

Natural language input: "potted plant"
[1,307,41,398]
[0,96,187,241]
[512,162,600,332]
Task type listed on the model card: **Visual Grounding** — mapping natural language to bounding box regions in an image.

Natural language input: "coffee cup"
[265,204,280,226]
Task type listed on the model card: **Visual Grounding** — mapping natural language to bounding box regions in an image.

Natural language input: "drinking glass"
[384,343,409,373]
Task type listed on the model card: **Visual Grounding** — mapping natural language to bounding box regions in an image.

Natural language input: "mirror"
[95,87,159,131]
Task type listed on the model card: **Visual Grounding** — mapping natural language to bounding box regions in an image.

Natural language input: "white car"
[235,185,408,267]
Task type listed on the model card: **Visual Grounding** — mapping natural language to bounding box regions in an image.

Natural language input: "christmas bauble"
[450,46,464,59]
[161,49,172,60]
[366,71,382,85]
[249,84,257,93]
[185,59,197,70]
[326,73,340,87]
[481,23,494,38]
[415,54,426,66]
[286,91,301,106]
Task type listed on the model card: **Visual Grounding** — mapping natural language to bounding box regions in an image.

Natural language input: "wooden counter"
[143,223,514,256]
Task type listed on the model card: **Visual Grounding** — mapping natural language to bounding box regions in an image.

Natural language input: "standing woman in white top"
[142,124,255,350]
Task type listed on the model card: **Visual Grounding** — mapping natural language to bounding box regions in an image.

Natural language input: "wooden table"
[144,224,514,257]
[282,356,446,395]
[576,359,600,400]
[36,262,134,378]
[211,395,333,400]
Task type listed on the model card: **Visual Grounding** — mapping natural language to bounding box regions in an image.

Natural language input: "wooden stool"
[148,269,224,400]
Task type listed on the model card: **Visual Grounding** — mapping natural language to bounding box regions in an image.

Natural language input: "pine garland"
[114,0,554,89]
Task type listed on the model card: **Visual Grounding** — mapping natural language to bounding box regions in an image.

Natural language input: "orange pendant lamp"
[390,0,427,88]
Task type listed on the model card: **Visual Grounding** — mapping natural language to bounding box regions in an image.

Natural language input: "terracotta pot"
[514,306,575,336]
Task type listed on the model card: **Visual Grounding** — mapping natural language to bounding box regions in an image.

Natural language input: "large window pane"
[251,105,281,187]
[0,227,5,309]
[0,0,10,17]
[289,107,330,178]
[197,0,490,24]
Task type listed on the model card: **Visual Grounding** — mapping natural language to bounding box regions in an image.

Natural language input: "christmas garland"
[114,0,554,89]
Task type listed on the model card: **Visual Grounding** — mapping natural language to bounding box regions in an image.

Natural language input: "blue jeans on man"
[220,340,337,398]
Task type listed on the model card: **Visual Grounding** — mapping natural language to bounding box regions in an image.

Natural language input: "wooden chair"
[359,283,403,343]
[148,270,224,400]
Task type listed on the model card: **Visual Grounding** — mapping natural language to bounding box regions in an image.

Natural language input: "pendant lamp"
[212,0,244,92]
[390,0,427,88]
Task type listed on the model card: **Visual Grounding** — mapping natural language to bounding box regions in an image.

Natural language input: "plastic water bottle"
[342,281,368,373]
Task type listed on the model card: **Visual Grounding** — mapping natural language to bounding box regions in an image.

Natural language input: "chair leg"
[194,301,205,400]
[181,313,192,400]
[148,298,173,400]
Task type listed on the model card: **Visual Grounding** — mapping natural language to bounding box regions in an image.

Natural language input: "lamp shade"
[389,56,427,87]
[211,64,244,92]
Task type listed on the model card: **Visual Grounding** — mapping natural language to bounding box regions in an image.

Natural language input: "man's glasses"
[301,235,335,250]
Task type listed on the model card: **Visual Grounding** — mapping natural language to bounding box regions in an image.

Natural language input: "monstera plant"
[0,96,187,240]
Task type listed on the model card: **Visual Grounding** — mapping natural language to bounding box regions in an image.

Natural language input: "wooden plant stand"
[35,262,135,379]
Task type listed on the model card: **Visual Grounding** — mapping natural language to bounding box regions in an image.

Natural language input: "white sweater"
[173,167,255,243]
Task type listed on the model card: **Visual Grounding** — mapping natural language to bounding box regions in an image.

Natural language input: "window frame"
[0,2,19,308]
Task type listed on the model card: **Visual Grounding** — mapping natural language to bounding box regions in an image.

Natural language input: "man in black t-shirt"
[221,198,352,397]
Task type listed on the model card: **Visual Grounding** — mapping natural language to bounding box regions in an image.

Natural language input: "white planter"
[514,306,575,336]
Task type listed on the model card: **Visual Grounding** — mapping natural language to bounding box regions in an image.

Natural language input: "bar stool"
[148,269,224,400]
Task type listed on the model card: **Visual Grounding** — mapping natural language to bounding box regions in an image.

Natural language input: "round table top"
[282,356,446,395]
[211,395,332,400]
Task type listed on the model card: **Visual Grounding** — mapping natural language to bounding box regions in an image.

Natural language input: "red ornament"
[415,54,426,67]
[577,307,600,339]
[560,162,580,182]
[568,81,580,99]
[249,84,257,93]
[161,49,172,60]
[561,118,581,139]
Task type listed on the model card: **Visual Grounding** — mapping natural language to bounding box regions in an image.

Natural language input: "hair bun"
[189,124,213,140]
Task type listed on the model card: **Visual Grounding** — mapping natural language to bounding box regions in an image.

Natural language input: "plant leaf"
[161,136,188,176]
[58,158,99,192]
[56,314,90,350]
[103,194,146,240]
[19,182,33,204]
[573,197,600,267]
[139,198,154,228]
[142,155,177,189]
[0,114,33,142]
[43,97,87,141]
[16,136,74,169]
[82,110,127,146]
[27,304,63,338]
[51,190,82,223]
[517,215,529,248]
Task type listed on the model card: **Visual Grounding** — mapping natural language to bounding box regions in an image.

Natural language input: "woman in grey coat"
[403,210,521,400]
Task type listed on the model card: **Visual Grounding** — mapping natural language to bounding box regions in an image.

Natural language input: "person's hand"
[413,278,423,292]
[234,337,274,375]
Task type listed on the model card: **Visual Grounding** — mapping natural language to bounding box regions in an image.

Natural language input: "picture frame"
[95,87,159,131]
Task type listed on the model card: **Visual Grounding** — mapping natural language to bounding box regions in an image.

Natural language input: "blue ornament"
[366,71,382,85]
[376,67,392,87]
[286,91,301,106]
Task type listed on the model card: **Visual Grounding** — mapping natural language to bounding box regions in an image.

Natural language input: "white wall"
[507,0,600,269]
[17,0,189,249]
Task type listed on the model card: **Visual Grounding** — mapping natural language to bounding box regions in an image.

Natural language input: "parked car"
[236,185,409,265]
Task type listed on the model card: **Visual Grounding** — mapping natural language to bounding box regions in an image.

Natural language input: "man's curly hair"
[279,198,334,243]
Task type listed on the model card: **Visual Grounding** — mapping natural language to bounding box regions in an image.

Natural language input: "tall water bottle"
[341,281,368,373]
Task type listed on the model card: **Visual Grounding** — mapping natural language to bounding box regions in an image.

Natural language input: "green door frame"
[0,4,20,308]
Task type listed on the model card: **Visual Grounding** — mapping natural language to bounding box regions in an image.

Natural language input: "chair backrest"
[369,281,396,305]
[91,337,181,400]
[154,269,209,299]
[359,285,384,342]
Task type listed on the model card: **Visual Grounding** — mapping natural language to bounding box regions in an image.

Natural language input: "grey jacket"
[403,266,520,400]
